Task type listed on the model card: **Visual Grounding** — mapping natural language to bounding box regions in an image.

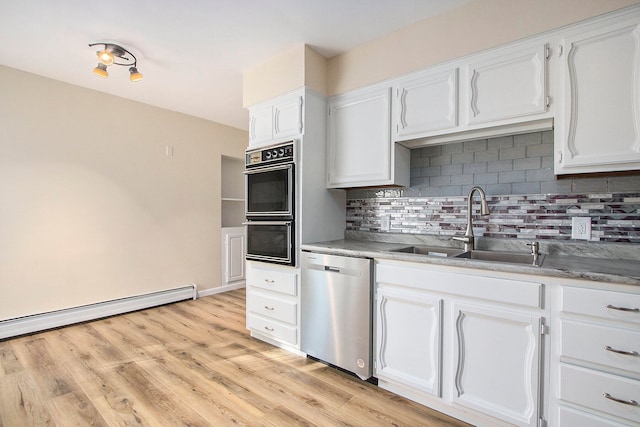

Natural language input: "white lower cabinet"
[375,260,544,427]
[376,287,442,396]
[553,284,640,426]
[245,261,300,349]
[452,303,542,427]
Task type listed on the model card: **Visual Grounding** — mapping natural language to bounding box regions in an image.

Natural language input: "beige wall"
[0,65,247,321]
[243,45,328,107]
[327,0,640,95]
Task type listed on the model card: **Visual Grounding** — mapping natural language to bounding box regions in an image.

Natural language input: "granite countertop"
[300,235,640,287]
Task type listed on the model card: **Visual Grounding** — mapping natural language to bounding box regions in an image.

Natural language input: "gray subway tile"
[424,165,441,177]
[463,162,487,174]
[499,146,526,160]
[512,181,541,194]
[474,172,499,185]
[514,157,542,171]
[420,145,442,157]
[527,143,554,157]
[499,170,526,183]
[430,175,451,187]
[488,159,514,173]
[463,139,488,152]
[431,154,452,166]
[607,176,640,192]
[451,173,474,185]
[572,177,608,193]
[514,132,542,146]
[442,143,464,154]
[475,150,500,162]
[526,168,554,183]
[541,179,573,194]
[441,163,464,176]
[452,152,474,164]
[488,136,514,150]
[485,183,512,195]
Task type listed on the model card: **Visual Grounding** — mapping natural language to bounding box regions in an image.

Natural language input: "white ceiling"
[0,0,471,131]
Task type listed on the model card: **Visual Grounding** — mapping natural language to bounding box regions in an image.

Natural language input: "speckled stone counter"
[300,233,640,287]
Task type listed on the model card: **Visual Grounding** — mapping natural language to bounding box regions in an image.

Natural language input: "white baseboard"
[0,284,197,340]
[198,281,245,298]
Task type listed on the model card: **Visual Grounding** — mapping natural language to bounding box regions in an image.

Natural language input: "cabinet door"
[327,87,396,187]
[376,287,442,396]
[395,68,458,140]
[556,21,640,174]
[273,95,303,139]
[466,44,548,125]
[452,303,541,427]
[223,228,245,284]
[249,104,273,144]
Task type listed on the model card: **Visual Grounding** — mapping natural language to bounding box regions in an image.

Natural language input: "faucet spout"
[453,186,490,251]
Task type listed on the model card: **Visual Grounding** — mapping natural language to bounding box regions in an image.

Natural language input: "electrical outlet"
[380,216,390,231]
[571,217,591,240]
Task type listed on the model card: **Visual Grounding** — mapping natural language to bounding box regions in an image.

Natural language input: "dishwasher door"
[300,251,373,380]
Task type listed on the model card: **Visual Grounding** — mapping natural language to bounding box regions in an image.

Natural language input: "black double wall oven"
[244,141,296,266]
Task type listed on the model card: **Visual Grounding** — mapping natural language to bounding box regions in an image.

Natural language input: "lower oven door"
[245,220,294,266]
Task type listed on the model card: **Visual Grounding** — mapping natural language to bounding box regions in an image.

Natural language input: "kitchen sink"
[388,246,465,257]
[455,250,545,266]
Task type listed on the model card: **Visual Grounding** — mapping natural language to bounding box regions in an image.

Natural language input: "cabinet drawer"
[562,320,640,377]
[247,292,297,325]
[247,266,297,296]
[559,405,630,427]
[562,287,640,325]
[560,364,640,424]
[247,314,297,345]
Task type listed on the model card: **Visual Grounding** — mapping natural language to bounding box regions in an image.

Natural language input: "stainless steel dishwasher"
[300,251,373,380]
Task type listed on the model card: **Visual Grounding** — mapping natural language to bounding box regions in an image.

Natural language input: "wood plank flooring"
[0,288,470,426]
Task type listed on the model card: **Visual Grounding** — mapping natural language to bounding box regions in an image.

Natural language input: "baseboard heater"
[0,284,197,340]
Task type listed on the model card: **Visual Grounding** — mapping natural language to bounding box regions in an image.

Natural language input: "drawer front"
[560,364,640,424]
[247,266,297,296]
[376,262,542,308]
[562,320,640,377]
[247,292,297,325]
[562,287,640,325]
[559,406,630,427]
[247,314,297,344]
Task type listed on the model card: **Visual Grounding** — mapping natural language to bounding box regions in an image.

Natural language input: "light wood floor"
[0,288,470,426]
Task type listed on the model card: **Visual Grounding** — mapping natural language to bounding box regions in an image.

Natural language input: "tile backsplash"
[346,131,640,244]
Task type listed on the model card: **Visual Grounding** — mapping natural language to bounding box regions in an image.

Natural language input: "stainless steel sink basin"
[455,250,545,266]
[388,246,465,257]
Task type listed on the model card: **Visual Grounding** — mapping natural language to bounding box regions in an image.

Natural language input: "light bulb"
[97,50,114,66]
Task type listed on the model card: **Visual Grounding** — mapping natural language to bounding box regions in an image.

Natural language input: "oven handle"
[243,221,292,226]
[243,163,293,174]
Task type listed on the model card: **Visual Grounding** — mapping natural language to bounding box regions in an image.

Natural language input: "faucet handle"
[527,241,539,255]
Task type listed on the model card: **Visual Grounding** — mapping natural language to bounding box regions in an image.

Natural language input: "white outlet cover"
[571,217,591,240]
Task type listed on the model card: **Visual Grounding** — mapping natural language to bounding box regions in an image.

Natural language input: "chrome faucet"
[453,186,490,252]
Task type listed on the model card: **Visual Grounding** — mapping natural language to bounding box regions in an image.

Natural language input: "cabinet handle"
[264,305,275,311]
[264,326,274,331]
[605,304,639,313]
[264,279,275,284]
[605,345,639,357]
[603,393,638,406]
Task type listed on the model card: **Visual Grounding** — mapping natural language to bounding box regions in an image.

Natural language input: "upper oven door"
[245,163,294,218]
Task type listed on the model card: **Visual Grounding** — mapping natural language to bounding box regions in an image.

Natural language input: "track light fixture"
[89,42,143,82]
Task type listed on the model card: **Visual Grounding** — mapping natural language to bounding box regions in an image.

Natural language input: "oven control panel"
[246,141,295,168]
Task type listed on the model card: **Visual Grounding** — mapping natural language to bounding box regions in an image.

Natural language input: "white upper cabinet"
[466,44,548,125]
[327,86,410,188]
[555,12,640,174]
[394,67,459,140]
[249,91,303,146]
